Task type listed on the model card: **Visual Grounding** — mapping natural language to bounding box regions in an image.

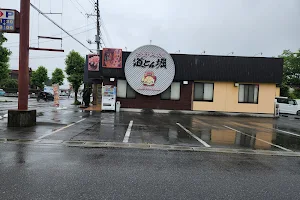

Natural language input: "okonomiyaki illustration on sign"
[88,54,100,71]
[102,48,122,68]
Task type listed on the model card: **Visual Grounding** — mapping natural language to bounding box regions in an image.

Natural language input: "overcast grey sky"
[2,0,300,85]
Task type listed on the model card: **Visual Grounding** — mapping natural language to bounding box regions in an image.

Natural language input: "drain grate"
[17,139,36,143]
[6,138,19,142]
[64,141,85,145]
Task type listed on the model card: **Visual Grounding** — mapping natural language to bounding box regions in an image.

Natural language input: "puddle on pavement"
[187,124,300,151]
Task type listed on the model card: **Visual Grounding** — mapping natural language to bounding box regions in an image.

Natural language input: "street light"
[200,50,206,55]
[226,52,234,56]
[175,50,180,53]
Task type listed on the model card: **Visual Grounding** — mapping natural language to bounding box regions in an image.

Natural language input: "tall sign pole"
[18,0,30,110]
[7,0,36,127]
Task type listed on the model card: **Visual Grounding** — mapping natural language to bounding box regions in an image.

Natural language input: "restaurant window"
[117,80,136,99]
[194,83,214,101]
[238,84,259,104]
[161,82,181,100]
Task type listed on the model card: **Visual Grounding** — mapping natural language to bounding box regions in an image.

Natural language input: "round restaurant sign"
[124,45,175,96]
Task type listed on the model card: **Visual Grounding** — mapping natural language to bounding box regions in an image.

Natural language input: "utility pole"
[92,0,101,106]
[96,0,100,55]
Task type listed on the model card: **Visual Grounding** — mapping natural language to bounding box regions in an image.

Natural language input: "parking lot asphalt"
[1,144,300,200]
[1,97,300,153]
[1,96,300,152]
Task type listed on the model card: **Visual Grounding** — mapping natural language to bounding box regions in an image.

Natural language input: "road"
[0,143,300,200]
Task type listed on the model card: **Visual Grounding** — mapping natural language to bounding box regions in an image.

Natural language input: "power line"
[101,17,113,47]
[5,27,96,48]
[68,0,86,18]
[86,9,112,48]
[89,0,96,5]
[10,55,67,60]
[87,0,95,7]
[30,3,93,53]
[73,0,89,14]
[5,23,96,45]
[101,38,106,47]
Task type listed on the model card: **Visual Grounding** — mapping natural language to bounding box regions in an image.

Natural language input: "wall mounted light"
[234,83,239,87]
[110,78,115,82]
[183,81,188,85]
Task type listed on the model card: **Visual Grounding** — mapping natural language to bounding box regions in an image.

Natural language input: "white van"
[275,97,300,115]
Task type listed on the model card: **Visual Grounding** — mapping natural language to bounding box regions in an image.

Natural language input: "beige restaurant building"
[86,46,283,115]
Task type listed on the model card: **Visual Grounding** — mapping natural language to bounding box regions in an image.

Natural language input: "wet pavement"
[1,97,300,152]
[0,144,300,200]
[38,113,300,152]
[2,99,300,199]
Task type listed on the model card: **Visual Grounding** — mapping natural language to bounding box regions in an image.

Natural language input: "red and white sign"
[0,10,15,19]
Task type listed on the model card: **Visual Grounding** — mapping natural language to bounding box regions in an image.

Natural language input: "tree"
[45,78,52,86]
[52,68,65,85]
[0,33,12,84]
[279,49,300,98]
[0,79,18,89]
[65,50,85,104]
[31,66,48,90]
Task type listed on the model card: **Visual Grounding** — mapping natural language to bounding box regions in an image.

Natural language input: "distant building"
[9,68,35,89]
[9,68,33,80]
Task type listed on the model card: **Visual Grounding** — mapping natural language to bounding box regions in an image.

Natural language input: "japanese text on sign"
[135,52,166,59]
[133,58,167,69]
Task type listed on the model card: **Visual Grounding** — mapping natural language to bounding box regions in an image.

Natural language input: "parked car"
[37,92,54,102]
[0,89,5,96]
[296,99,300,106]
[275,97,300,115]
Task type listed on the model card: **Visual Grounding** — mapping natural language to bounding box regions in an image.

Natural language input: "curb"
[1,138,300,157]
[120,108,275,118]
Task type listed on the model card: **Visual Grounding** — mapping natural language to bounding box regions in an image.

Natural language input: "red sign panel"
[102,48,122,68]
[88,54,100,71]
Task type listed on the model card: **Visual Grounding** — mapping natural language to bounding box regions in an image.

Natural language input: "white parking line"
[176,123,211,147]
[275,129,300,138]
[224,125,292,152]
[123,120,133,143]
[37,118,86,139]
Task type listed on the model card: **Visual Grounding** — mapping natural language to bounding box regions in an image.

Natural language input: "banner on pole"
[52,84,60,107]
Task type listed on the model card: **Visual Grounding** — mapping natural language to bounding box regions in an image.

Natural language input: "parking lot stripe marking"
[275,129,300,138]
[37,118,86,139]
[176,123,211,147]
[123,120,133,143]
[224,125,292,152]
[248,122,300,138]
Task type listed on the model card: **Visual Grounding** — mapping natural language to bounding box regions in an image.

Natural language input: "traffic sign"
[0,9,19,33]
